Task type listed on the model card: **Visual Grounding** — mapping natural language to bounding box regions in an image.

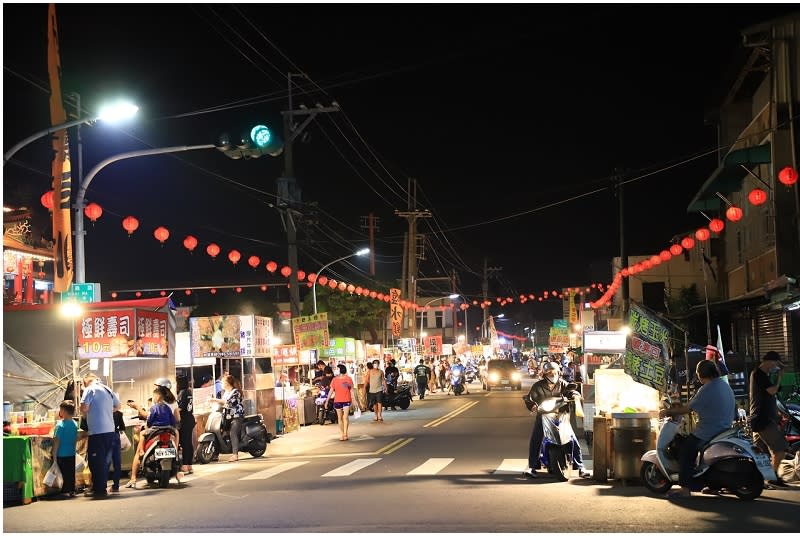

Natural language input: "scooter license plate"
[754,453,777,481]
[154,447,176,459]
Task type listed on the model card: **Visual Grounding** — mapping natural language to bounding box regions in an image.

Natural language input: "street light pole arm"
[74,144,215,283]
[3,116,96,165]
[312,253,357,315]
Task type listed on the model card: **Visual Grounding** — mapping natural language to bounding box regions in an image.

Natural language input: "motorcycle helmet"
[154,377,172,390]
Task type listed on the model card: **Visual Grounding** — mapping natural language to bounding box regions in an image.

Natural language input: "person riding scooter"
[124,386,178,488]
[523,361,589,479]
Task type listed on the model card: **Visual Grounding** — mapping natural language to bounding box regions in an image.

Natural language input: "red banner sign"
[272,344,300,366]
[423,335,443,356]
[135,310,168,357]
[77,309,167,358]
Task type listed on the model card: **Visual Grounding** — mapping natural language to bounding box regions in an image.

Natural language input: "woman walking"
[326,364,360,441]
[176,376,195,474]
[221,374,244,462]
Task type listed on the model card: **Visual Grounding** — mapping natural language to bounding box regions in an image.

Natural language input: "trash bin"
[611,413,653,480]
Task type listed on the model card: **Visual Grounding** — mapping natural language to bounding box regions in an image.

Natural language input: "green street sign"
[60,282,101,303]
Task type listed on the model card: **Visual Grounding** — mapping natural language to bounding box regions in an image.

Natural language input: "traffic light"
[216,124,283,160]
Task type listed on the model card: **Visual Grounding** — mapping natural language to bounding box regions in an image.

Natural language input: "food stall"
[189,314,277,437]
[589,304,667,483]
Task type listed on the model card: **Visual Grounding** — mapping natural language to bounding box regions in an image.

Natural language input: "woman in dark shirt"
[176,376,196,474]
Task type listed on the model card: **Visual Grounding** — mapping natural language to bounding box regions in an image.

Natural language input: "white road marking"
[494,458,528,474]
[406,458,455,476]
[322,458,382,477]
[180,462,239,482]
[239,461,309,480]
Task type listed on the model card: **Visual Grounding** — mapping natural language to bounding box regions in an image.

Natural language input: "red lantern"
[154,226,170,244]
[318,276,328,286]
[260,285,267,291]
[681,237,695,250]
[778,166,798,186]
[651,255,662,266]
[266,261,278,273]
[122,216,139,236]
[84,202,103,222]
[378,293,385,301]
[183,235,198,252]
[235,287,242,293]
[355,286,363,295]
[135,291,142,298]
[347,284,355,293]
[40,191,54,211]
[670,244,683,256]
[280,266,292,278]
[296,270,306,281]
[210,288,217,294]
[709,218,725,233]
[307,273,317,283]
[185,289,192,295]
[248,255,260,269]
[206,243,220,259]
[338,282,347,291]
[228,250,241,265]
[748,188,768,206]
[725,206,743,222]
[643,260,652,270]
[369,291,377,298]
[621,268,629,277]
[328,280,337,289]
[695,228,711,241]
[160,291,166,297]
[111,292,118,299]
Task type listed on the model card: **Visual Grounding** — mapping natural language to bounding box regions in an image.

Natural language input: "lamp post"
[449,293,469,345]
[480,313,504,340]
[60,300,83,415]
[312,248,369,315]
[3,100,138,165]
[73,144,215,283]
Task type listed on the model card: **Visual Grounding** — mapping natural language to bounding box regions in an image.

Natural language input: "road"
[4,378,799,533]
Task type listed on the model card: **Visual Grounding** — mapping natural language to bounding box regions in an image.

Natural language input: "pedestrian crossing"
[186,457,532,482]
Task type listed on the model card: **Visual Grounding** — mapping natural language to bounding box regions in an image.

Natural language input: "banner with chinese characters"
[190,315,242,357]
[77,309,167,358]
[624,303,670,392]
[273,344,300,366]
[568,289,578,324]
[291,313,329,352]
[239,315,273,357]
[548,318,570,353]
[389,288,403,337]
[423,335,443,356]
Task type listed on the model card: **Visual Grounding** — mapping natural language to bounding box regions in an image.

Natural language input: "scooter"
[464,364,478,384]
[138,426,181,488]
[640,406,773,500]
[535,392,580,481]
[383,378,412,410]
[194,400,271,464]
[451,367,465,396]
[776,394,800,458]
[315,385,338,425]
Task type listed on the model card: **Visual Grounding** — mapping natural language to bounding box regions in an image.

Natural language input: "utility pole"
[617,172,629,319]
[279,72,340,317]
[482,258,502,340]
[451,269,458,343]
[360,213,379,276]
[395,178,430,337]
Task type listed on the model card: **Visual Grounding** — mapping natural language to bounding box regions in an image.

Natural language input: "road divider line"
[381,437,414,455]
[494,458,528,474]
[374,437,407,455]
[322,458,381,477]
[424,400,479,428]
[239,461,309,480]
[406,457,454,476]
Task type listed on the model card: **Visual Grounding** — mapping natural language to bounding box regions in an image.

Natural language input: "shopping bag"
[353,406,362,419]
[74,453,85,472]
[119,431,132,452]
[44,462,63,489]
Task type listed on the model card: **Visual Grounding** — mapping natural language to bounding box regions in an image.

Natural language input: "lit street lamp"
[3,100,138,165]
[449,293,469,345]
[312,248,369,315]
[417,296,450,341]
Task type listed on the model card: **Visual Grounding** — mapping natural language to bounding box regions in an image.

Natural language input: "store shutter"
[755,310,791,359]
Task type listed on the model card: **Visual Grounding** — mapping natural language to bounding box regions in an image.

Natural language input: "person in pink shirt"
[326,364,361,441]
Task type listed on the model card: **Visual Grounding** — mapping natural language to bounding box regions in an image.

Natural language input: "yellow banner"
[389,288,403,337]
[291,312,330,351]
[48,4,73,293]
[569,289,578,324]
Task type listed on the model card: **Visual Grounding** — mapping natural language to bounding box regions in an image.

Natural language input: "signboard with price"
[624,303,670,392]
[76,308,167,358]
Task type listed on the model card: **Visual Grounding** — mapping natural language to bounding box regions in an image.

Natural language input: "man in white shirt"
[80,373,121,499]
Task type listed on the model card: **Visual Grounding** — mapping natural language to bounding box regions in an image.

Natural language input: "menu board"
[624,303,670,392]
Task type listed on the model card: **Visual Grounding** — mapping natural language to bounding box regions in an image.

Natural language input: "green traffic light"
[250,125,272,148]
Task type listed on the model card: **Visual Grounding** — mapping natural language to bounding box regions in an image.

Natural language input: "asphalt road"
[4,378,799,533]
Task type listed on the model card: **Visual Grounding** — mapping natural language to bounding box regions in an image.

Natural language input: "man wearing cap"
[749,351,788,487]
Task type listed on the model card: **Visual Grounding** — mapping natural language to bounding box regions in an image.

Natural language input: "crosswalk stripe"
[493,458,527,474]
[406,458,454,476]
[239,461,309,480]
[322,458,382,477]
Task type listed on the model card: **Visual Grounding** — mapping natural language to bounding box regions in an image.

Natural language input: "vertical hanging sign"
[390,288,403,337]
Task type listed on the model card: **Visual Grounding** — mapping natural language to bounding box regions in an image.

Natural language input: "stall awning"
[687,143,771,213]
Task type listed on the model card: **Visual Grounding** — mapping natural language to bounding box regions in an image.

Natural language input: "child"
[52,400,78,497]
[124,388,176,488]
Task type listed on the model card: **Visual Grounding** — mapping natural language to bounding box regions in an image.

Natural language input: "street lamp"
[3,100,138,165]
[449,293,469,345]
[73,143,215,283]
[417,296,449,341]
[312,248,369,314]
[480,313,504,340]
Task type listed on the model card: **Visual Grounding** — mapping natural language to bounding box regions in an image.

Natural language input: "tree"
[303,286,388,342]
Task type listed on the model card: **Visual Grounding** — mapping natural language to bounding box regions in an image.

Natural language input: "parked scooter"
[315,385,338,425]
[383,377,412,410]
[464,364,478,384]
[137,426,181,488]
[640,404,773,500]
[533,386,581,481]
[776,392,800,458]
[194,400,271,464]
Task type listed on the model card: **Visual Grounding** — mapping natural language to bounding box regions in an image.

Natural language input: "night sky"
[3,3,796,322]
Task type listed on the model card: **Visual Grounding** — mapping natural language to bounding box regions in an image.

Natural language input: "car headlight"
[512,372,521,380]
[489,373,499,382]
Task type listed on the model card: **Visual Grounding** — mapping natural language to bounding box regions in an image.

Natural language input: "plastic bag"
[353,406,362,419]
[75,453,85,472]
[44,462,63,489]
[119,431,132,452]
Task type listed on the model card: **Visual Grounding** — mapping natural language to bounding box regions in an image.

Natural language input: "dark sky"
[3,3,796,320]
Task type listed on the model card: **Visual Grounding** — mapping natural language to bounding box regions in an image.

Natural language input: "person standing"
[79,373,121,499]
[176,376,195,474]
[52,400,78,498]
[749,351,789,487]
[327,364,360,441]
[414,359,431,400]
[365,361,387,422]
[221,374,244,462]
[108,406,125,493]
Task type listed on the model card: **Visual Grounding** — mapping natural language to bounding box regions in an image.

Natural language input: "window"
[434,311,444,328]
